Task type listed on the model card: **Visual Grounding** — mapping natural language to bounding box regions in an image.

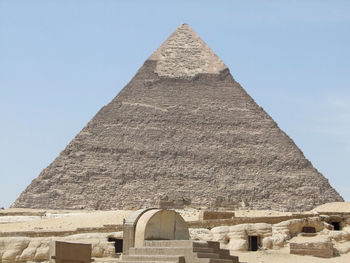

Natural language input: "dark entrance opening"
[302,226,316,233]
[331,222,340,231]
[108,238,123,253]
[248,236,259,251]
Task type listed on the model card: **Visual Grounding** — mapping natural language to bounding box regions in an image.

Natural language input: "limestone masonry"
[12,24,343,211]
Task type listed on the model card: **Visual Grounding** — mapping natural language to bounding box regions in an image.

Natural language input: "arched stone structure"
[134,209,189,247]
[123,208,157,254]
[123,209,190,254]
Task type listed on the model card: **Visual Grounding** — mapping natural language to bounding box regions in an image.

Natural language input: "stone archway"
[134,209,189,247]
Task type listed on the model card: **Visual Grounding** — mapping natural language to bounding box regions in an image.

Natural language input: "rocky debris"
[12,24,343,211]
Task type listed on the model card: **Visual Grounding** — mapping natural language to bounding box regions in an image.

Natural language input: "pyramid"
[12,24,343,211]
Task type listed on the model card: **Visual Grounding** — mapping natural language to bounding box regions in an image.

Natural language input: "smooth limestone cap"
[149,24,228,78]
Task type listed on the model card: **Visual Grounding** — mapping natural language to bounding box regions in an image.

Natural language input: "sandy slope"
[234,210,293,217]
[0,208,201,232]
[0,210,132,232]
[313,202,350,213]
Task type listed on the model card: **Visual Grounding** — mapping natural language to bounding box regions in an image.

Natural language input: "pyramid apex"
[149,24,228,78]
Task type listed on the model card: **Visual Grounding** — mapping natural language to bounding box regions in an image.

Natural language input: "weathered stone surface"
[209,223,273,251]
[12,24,343,211]
[329,230,350,241]
[199,211,235,221]
[290,240,334,258]
[149,24,227,78]
[0,232,119,262]
[134,209,189,248]
[272,217,326,239]
[50,241,92,263]
[189,228,213,241]
[334,241,350,254]
[229,239,248,251]
[262,233,288,249]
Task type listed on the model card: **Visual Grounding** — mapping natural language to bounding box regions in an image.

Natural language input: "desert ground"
[1,203,350,262]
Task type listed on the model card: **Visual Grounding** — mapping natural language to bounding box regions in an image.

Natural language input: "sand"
[0,206,338,233]
[313,202,350,213]
[234,247,350,263]
[234,209,293,217]
[0,208,201,232]
[0,210,132,232]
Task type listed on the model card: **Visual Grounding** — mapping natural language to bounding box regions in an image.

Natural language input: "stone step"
[122,255,185,263]
[213,250,235,260]
[220,254,239,263]
[207,241,220,251]
[205,242,239,263]
[198,258,235,263]
[215,251,239,263]
[193,247,215,253]
[129,247,192,255]
[194,252,220,259]
[144,240,209,248]
[129,247,221,259]
[120,261,179,263]
[93,258,120,263]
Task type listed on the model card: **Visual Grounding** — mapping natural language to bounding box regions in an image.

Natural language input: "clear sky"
[1,0,349,208]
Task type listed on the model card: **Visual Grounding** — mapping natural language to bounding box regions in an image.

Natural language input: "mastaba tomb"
[12,24,343,211]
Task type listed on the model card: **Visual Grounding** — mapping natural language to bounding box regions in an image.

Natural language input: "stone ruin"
[48,209,241,263]
[190,210,350,258]
[121,208,240,263]
[49,241,93,263]
[1,206,350,262]
[122,208,189,253]
[46,208,350,262]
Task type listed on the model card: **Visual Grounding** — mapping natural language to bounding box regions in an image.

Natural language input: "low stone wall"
[290,241,334,258]
[0,225,123,238]
[188,213,316,228]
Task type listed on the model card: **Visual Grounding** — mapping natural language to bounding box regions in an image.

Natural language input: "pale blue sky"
[1,0,349,208]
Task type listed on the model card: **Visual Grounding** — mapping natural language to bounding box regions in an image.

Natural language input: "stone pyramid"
[12,24,343,211]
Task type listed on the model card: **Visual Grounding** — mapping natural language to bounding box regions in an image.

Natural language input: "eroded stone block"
[290,241,333,258]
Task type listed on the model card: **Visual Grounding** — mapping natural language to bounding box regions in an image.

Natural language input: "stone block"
[50,240,92,263]
[290,241,333,258]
